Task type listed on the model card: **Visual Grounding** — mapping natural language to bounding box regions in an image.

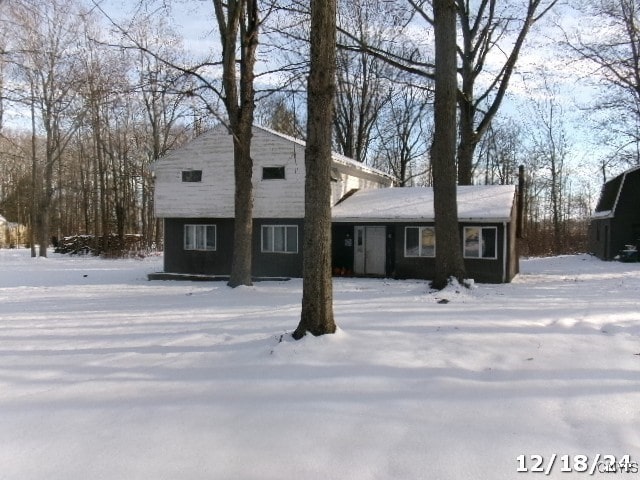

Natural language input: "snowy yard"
[0,249,639,480]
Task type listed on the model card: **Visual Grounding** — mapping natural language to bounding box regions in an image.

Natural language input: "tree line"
[1,0,638,262]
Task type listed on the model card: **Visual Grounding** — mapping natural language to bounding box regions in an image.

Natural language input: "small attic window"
[262,166,286,180]
[182,170,202,182]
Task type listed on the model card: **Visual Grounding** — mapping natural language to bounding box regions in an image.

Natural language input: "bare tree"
[333,0,397,163]
[371,82,432,186]
[454,0,558,184]
[130,17,191,249]
[293,0,337,339]
[343,0,557,183]
[8,0,86,257]
[431,0,466,289]
[254,92,304,137]
[526,73,569,254]
[212,0,261,287]
[0,35,5,133]
[565,0,640,171]
[476,119,522,185]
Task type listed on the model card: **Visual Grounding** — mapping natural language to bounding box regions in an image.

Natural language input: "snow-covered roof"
[591,209,613,219]
[332,185,516,222]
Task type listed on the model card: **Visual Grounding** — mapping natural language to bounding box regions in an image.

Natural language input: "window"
[262,166,285,180]
[464,226,497,259]
[404,227,436,257]
[182,170,202,182]
[261,225,298,253]
[184,225,216,251]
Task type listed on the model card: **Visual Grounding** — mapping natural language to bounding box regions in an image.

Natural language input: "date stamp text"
[517,454,638,475]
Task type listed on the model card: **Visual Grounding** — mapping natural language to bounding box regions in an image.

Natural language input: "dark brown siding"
[589,218,611,260]
[459,222,507,283]
[333,221,511,283]
[165,217,515,282]
[163,218,304,277]
[252,219,304,277]
[164,218,234,274]
[392,224,437,280]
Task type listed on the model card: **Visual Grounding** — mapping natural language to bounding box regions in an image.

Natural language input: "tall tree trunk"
[214,0,259,288]
[431,0,465,289]
[37,155,55,257]
[228,121,254,287]
[30,85,37,258]
[457,97,477,185]
[293,0,337,339]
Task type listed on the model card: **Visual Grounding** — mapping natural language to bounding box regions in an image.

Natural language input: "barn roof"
[593,165,640,219]
[332,185,516,222]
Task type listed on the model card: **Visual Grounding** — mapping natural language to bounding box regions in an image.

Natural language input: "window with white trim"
[261,225,298,253]
[404,226,436,257]
[184,224,216,251]
[463,226,497,259]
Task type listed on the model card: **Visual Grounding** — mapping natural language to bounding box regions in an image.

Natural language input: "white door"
[354,226,386,276]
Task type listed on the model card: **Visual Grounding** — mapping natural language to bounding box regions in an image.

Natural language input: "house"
[589,165,640,260]
[0,214,26,248]
[152,124,520,283]
[332,185,519,283]
[152,124,394,278]
[0,214,6,247]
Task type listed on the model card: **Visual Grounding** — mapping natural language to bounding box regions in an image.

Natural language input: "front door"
[354,226,386,276]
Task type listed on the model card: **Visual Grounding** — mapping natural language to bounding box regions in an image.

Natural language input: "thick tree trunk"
[457,97,477,185]
[292,0,337,340]
[431,0,465,289]
[228,124,254,287]
[215,0,258,288]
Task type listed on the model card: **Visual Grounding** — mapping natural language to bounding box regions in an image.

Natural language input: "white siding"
[153,126,236,218]
[153,125,392,219]
[251,128,306,218]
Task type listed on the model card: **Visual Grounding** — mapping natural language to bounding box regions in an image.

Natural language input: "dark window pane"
[262,226,272,252]
[274,226,286,251]
[196,225,206,249]
[405,227,419,257]
[286,226,298,253]
[182,170,202,182]
[184,225,195,250]
[421,227,435,257]
[262,166,285,180]
[464,228,480,258]
[482,228,496,258]
[206,226,216,250]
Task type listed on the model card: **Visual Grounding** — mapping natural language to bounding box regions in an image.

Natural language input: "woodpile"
[55,234,144,257]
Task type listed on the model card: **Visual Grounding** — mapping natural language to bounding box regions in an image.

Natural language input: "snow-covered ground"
[0,249,639,479]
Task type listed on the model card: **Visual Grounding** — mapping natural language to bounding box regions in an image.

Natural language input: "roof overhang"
[591,209,613,220]
[332,216,511,223]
